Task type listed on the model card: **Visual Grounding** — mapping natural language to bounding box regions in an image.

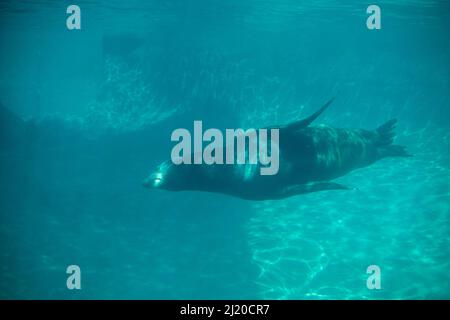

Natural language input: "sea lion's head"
[143,160,171,189]
[143,160,193,191]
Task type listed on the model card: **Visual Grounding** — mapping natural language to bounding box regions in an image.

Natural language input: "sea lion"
[143,98,410,200]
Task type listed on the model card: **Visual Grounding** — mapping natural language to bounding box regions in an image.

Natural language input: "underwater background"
[0,0,449,299]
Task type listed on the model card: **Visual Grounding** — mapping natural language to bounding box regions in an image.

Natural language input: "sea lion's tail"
[375,119,412,157]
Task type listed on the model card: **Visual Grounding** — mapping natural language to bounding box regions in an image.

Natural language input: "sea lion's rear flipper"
[284,97,335,131]
[279,181,348,198]
[375,119,412,157]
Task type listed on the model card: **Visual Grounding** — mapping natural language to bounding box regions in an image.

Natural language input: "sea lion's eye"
[153,172,163,186]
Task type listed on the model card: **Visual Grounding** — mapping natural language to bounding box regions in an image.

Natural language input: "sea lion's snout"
[142,171,164,188]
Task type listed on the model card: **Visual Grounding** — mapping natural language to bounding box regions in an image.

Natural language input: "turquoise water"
[0,0,449,299]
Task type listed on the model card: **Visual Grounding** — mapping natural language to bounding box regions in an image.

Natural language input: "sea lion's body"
[144,99,410,200]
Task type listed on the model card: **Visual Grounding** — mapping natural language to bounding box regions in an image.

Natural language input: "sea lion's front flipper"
[279,181,348,198]
[284,97,335,131]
